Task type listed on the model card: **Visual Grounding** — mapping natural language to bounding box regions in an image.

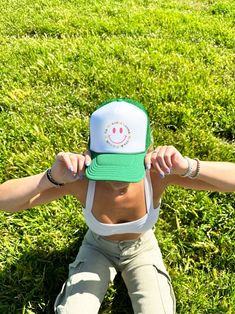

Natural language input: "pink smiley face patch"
[104,122,131,148]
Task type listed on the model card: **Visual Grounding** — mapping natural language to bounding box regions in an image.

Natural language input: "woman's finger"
[153,146,170,174]
[84,150,92,167]
[69,153,79,176]
[144,152,152,170]
[56,152,74,172]
[77,154,86,178]
[151,146,177,177]
[150,147,166,177]
[163,146,175,170]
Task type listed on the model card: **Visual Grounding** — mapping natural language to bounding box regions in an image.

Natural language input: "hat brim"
[85,151,146,182]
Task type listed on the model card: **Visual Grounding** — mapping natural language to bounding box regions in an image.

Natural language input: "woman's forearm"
[0,172,54,212]
[197,161,235,192]
[172,160,235,192]
[0,152,89,212]
[147,147,235,193]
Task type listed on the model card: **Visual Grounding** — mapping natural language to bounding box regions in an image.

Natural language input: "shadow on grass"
[0,231,133,314]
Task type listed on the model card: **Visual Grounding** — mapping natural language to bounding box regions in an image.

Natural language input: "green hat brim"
[85,151,146,182]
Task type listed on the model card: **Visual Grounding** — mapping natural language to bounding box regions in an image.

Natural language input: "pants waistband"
[89,228,155,245]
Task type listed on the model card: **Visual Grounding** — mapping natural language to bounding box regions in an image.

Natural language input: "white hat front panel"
[90,101,147,153]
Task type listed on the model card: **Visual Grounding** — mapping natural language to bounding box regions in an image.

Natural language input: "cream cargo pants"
[54,229,176,314]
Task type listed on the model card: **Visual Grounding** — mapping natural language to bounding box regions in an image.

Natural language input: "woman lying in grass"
[0,99,235,314]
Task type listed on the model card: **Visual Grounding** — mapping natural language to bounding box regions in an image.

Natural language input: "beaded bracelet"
[46,168,64,187]
[190,158,201,179]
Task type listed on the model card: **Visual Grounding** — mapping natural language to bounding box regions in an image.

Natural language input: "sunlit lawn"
[0,0,235,313]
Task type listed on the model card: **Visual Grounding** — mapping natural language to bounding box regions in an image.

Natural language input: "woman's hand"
[145,146,189,178]
[50,151,91,184]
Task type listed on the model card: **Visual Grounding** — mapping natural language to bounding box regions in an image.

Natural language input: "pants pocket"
[123,262,176,314]
[54,259,85,313]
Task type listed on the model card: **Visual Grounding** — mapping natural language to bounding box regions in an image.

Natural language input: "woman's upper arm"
[17,185,71,211]
[17,180,87,211]
[17,178,87,211]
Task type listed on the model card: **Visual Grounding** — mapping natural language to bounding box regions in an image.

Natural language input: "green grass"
[0,0,235,313]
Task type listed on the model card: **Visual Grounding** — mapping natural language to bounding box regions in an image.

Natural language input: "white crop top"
[82,171,161,236]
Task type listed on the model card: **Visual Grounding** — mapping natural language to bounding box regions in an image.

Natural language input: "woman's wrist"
[181,157,200,179]
[46,168,65,187]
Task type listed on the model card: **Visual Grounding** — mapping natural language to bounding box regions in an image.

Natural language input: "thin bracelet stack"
[192,158,200,179]
[181,157,201,179]
[46,168,64,187]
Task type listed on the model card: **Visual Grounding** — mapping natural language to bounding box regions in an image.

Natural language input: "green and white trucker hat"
[86,98,151,182]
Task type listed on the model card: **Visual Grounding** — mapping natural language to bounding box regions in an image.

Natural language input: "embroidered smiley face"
[104,122,131,148]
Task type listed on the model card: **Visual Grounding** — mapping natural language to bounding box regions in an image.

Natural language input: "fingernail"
[165,169,171,175]
[146,163,151,170]
[160,173,165,178]
[85,160,91,167]
[70,166,74,172]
